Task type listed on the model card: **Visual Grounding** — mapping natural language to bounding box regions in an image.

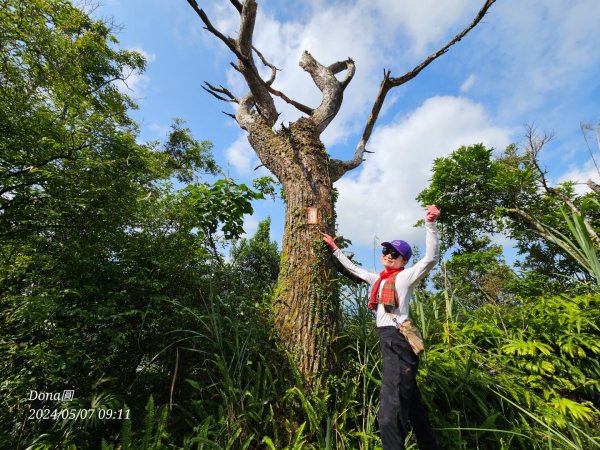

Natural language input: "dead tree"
[186,0,496,377]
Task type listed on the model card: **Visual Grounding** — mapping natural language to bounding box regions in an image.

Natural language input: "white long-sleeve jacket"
[332,222,439,327]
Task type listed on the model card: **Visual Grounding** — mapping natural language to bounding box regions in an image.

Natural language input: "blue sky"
[95,0,600,271]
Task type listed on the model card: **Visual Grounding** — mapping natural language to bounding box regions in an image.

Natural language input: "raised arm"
[322,233,379,284]
[403,205,440,285]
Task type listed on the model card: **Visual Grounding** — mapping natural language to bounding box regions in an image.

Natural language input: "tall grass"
[93,279,599,449]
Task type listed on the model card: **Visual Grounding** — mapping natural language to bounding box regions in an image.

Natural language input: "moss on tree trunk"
[247,118,340,377]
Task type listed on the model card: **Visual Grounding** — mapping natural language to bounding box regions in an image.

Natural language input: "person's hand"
[321,232,338,251]
[425,204,441,223]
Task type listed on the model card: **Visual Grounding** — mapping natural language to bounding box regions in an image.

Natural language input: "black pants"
[377,326,438,450]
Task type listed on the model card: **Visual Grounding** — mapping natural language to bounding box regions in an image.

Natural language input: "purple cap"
[382,240,412,260]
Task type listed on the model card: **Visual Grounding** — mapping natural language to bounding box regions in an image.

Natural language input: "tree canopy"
[417,138,600,288]
[0,1,266,445]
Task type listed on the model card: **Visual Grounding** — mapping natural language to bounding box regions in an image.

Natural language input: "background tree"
[228,217,280,300]
[186,0,497,377]
[417,133,600,291]
[434,236,517,309]
[0,1,264,445]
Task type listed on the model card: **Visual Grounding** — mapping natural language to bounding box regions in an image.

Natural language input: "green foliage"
[417,142,600,287]
[182,178,264,240]
[544,205,600,284]
[417,144,502,251]
[99,398,169,450]
[228,217,280,299]
[0,1,267,447]
[146,280,599,450]
[163,118,219,183]
[433,236,517,309]
[423,293,600,449]
[252,176,280,200]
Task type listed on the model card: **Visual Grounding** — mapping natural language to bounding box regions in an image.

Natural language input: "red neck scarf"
[368,268,403,311]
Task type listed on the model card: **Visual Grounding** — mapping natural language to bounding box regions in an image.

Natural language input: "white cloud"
[224,134,275,179]
[335,96,512,246]
[366,0,474,55]
[556,159,600,195]
[225,135,256,175]
[114,47,156,98]
[460,74,476,93]
[473,0,600,120]
[242,214,259,239]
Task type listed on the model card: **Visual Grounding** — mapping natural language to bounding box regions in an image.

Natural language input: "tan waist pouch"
[399,320,424,355]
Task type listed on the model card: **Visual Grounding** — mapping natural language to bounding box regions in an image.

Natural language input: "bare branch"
[237,0,257,58]
[587,179,600,193]
[329,70,391,180]
[186,0,239,58]
[229,0,243,14]
[524,125,600,245]
[253,46,278,85]
[358,68,392,151]
[235,92,258,130]
[188,0,339,125]
[335,0,496,179]
[328,58,356,90]
[230,0,278,124]
[252,45,314,113]
[201,82,238,103]
[328,156,361,183]
[187,0,279,125]
[524,124,554,193]
[266,85,314,115]
[388,0,496,87]
[202,88,233,103]
[300,51,355,133]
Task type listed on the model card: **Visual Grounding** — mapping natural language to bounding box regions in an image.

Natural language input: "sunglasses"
[382,247,401,259]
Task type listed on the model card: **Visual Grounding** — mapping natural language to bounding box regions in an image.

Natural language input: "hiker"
[322,204,440,450]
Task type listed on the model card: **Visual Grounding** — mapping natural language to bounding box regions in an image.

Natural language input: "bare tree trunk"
[247,117,339,375]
